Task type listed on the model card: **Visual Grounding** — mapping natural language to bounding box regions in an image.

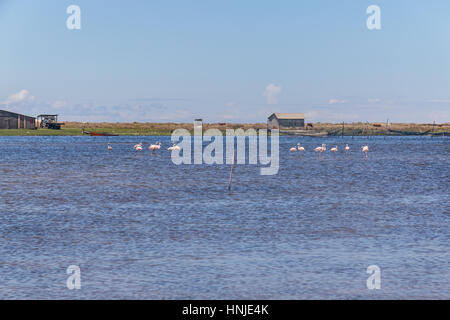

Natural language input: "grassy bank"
[0,128,83,136]
[312,122,450,136]
[0,122,448,136]
[0,128,172,136]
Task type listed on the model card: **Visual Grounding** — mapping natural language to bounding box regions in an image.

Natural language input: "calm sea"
[0,135,448,299]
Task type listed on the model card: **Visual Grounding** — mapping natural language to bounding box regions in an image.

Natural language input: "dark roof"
[0,109,36,118]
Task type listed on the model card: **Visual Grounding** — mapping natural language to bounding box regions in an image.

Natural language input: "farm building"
[267,113,305,130]
[37,114,64,129]
[0,110,36,129]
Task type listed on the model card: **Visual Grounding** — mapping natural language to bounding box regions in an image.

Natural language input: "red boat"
[82,129,119,136]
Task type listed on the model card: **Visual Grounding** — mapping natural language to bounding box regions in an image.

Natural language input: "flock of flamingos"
[106,142,370,157]
[289,143,369,155]
[106,142,180,152]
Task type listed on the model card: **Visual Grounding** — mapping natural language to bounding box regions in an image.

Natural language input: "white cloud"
[3,89,35,105]
[328,99,347,104]
[263,84,281,105]
[305,111,320,120]
[430,99,450,103]
[52,100,67,108]
[306,110,359,122]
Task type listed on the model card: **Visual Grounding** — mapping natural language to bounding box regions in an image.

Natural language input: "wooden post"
[431,121,435,139]
[228,149,235,191]
[366,121,369,139]
[385,119,388,140]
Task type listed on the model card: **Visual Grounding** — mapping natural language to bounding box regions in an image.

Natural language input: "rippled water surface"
[0,136,449,299]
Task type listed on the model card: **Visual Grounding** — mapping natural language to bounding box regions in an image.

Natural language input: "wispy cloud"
[306,110,359,122]
[52,100,67,108]
[128,98,192,102]
[263,84,281,105]
[430,99,450,103]
[3,89,35,105]
[328,99,347,104]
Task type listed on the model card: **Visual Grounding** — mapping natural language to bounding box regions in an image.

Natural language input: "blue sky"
[1,0,449,123]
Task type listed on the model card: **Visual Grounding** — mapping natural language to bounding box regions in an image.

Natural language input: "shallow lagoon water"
[0,136,449,299]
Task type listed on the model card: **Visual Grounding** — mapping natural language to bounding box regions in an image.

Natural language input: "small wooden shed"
[267,113,305,130]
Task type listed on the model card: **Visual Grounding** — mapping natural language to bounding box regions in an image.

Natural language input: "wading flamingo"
[345,144,350,152]
[290,146,298,152]
[362,145,369,157]
[107,144,112,151]
[330,146,338,152]
[315,144,326,152]
[168,143,181,151]
[297,143,305,151]
[149,142,162,152]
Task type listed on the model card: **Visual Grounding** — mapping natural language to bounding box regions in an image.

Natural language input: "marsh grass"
[0,122,448,136]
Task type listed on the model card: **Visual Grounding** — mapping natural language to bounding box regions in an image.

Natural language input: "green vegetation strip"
[0,128,173,136]
[0,125,448,136]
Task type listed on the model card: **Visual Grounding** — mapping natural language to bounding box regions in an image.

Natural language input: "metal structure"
[37,114,64,130]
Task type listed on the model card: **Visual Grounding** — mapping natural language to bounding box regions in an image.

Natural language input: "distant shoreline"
[0,122,448,136]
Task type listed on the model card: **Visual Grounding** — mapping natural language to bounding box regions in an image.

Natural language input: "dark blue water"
[0,136,448,299]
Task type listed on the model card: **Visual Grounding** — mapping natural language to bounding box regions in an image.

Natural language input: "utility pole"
[385,118,389,140]
[431,121,435,139]
[228,149,235,191]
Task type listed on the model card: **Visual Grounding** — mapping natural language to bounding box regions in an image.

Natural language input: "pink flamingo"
[168,143,181,151]
[149,142,162,152]
[315,144,326,152]
[362,145,369,158]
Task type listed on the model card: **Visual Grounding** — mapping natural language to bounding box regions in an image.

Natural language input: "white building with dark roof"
[267,113,305,130]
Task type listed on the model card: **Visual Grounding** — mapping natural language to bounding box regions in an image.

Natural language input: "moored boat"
[82,129,119,136]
